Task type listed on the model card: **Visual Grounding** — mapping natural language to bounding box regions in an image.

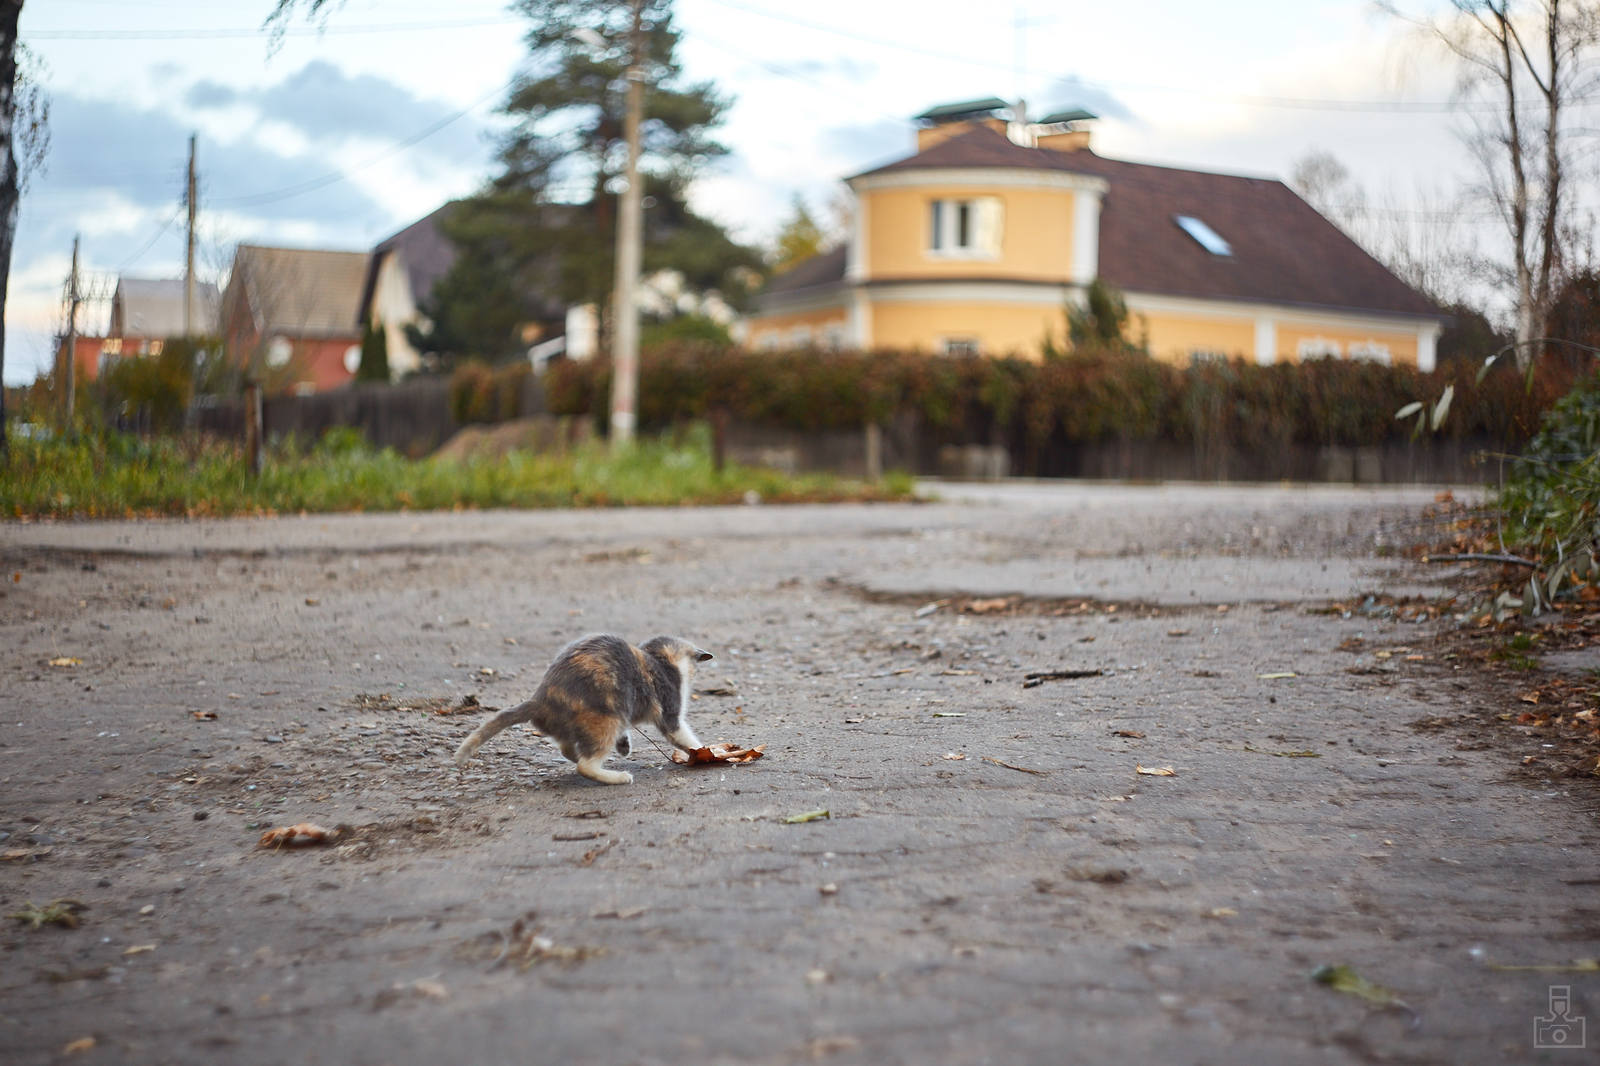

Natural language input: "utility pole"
[184,133,197,337]
[608,0,645,448]
[62,234,79,427]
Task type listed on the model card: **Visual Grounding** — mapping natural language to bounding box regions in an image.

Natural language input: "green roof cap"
[914,97,1012,124]
[1035,107,1098,126]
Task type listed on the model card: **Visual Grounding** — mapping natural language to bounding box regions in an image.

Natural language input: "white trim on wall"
[865,280,1077,306]
[850,167,1109,196]
[850,289,873,347]
[1416,323,1441,372]
[846,192,867,282]
[1253,317,1277,366]
[1071,190,1101,286]
[1123,290,1443,335]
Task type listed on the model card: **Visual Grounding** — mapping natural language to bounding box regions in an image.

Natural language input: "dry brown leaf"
[1135,764,1178,777]
[48,657,81,668]
[964,597,1013,614]
[122,944,155,956]
[257,823,340,849]
[62,1037,96,1055]
[191,710,217,721]
[1520,692,1541,705]
[1,846,50,861]
[942,752,967,761]
[1112,729,1146,739]
[669,742,766,766]
[982,756,1047,775]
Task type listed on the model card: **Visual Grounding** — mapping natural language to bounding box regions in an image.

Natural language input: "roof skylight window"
[1175,215,1232,256]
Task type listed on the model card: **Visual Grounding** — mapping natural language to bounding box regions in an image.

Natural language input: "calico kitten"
[452,634,713,785]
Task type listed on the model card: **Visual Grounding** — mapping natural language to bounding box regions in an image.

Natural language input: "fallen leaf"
[931,711,966,717]
[62,1037,96,1055]
[1,846,50,861]
[818,883,839,895]
[257,823,342,849]
[695,681,739,697]
[304,597,320,606]
[941,752,967,760]
[591,906,647,920]
[1520,692,1541,705]
[1206,907,1238,919]
[964,597,1013,614]
[1135,764,1178,777]
[1312,964,1419,1028]
[410,978,449,1001]
[669,742,766,765]
[804,968,831,985]
[1112,729,1146,739]
[122,944,156,956]
[191,711,217,721]
[9,899,87,929]
[784,809,831,824]
[1166,628,1191,637]
[914,600,947,618]
[48,657,81,668]
[940,668,978,676]
[982,756,1047,775]
[1257,672,1297,680]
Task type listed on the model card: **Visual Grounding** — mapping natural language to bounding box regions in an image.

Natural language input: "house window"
[820,324,849,351]
[1348,341,1392,365]
[1188,349,1227,365]
[1297,337,1341,360]
[787,325,814,348]
[756,332,782,352]
[941,337,981,357]
[928,197,1003,258]
[102,337,123,356]
[148,340,164,356]
[1175,215,1232,256]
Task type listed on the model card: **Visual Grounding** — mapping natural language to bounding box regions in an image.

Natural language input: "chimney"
[913,97,1014,152]
[1031,107,1098,153]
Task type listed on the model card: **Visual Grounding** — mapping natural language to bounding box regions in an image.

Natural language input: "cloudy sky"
[10,0,1504,383]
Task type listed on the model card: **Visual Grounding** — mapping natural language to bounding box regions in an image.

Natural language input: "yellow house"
[748,99,1444,369]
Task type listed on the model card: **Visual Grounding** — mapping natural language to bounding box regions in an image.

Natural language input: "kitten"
[453,634,713,786]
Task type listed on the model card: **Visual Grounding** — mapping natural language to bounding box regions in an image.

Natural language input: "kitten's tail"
[453,700,538,766]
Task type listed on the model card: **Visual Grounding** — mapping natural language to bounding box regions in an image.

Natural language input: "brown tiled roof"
[228,244,369,338]
[848,125,1439,320]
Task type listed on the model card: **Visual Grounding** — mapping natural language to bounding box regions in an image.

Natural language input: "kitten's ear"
[696,650,714,662]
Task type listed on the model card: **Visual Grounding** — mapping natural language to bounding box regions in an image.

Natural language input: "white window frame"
[1347,341,1392,365]
[786,325,814,348]
[1187,349,1228,365]
[940,336,981,357]
[820,324,849,351]
[928,197,1003,260]
[1297,337,1342,360]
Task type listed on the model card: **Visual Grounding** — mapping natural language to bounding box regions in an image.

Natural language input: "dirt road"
[2,483,1595,1065]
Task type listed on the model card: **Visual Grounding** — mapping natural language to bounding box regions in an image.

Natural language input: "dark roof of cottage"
[763,245,849,298]
[1034,107,1097,126]
[844,124,1438,319]
[360,202,461,322]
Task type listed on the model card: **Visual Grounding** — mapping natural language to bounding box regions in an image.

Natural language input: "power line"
[25,16,518,40]
[211,79,511,208]
[115,208,185,273]
[696,0,1573,116]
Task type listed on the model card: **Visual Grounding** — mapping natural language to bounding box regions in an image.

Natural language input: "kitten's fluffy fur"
[452,634,712,785]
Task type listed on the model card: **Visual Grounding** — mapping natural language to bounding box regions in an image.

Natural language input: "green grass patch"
[0,425,915,519]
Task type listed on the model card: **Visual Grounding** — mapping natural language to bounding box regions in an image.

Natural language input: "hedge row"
[538,344,1577,450]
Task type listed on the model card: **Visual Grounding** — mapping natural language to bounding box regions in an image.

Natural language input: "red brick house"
[221,244,369,394]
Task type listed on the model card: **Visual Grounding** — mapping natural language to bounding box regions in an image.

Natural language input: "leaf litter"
[1312,964,1420,1030]
[669,742,765,765]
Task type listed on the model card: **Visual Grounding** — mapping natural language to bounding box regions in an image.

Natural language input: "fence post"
[864,420,883,481]
[244,382,263,477]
